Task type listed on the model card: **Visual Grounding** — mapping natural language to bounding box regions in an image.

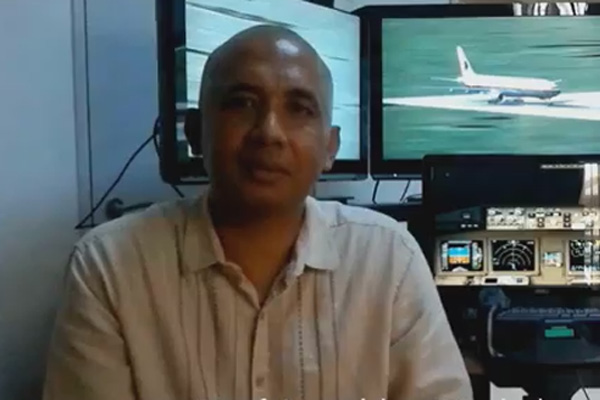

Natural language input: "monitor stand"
[404,192,422,204]
[315,196,354,204]
[490,365,599,400]
[521,373,581,400]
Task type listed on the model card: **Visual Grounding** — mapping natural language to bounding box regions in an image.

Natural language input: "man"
[43,25,472,400]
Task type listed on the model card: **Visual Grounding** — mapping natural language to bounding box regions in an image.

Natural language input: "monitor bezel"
[155,0,369,185]
[421,153,600,223]
[421,154,600,289]
[359,4,521,180]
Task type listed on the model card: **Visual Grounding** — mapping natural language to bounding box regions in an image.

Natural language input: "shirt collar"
[180,195,341,275]
[293,196,341,272]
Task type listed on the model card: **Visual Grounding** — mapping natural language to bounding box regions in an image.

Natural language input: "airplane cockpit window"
[513,2,589,16]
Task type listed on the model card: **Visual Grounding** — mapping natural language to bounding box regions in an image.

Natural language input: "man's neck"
[208,193,305,231]
[207,195,306,302]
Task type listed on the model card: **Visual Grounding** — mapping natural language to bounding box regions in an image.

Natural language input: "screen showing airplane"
[177,0,361,162]
[381,16,600,161]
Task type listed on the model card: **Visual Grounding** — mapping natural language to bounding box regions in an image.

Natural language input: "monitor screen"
[367,5,600,177]
[158,0,365,184]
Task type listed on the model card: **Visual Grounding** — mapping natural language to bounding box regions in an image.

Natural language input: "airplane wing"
[450,87,491,95]
[430,77,486,94]
[430,77,492,95]
[431,77,460,82]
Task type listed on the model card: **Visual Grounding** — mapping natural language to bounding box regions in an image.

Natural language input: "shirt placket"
[251,308,270,400]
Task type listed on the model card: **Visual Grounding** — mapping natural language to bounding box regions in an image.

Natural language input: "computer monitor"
[422,155,600,288]
[359,4,600,179]
[156,0,367,184]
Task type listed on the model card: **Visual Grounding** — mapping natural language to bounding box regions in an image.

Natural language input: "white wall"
[0,1,80,399]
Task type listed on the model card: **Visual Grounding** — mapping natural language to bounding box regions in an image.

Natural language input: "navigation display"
[491,240,537,272]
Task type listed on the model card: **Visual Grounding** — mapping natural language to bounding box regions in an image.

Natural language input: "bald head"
[185,24,341,214]
[199,24,334,122]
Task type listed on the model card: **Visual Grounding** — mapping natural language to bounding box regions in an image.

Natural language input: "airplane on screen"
[437,46,562,104]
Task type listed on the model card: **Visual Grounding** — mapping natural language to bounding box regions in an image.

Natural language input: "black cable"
[105,198,155,220]
[152,118,185,198]
[75,131,155,230]
[75,118,187,230]
[82,0,95,227]
[582,387,591,400]
[399,179,411,203]
[576,370,591,400]
[371,180,381,205]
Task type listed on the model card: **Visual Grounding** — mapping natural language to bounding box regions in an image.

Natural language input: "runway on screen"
[383,91,600,121]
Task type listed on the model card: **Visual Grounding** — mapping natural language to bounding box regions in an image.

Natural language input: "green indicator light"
[545,326,575,338]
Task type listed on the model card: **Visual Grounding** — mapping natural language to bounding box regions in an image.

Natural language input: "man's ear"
[323,125,341,172]
[184,108,202,156]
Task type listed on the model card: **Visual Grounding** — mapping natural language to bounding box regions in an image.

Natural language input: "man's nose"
[251,109,286,145]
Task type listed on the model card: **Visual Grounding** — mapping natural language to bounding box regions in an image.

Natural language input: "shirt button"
[258,312,265,321]
[255,376,265,387]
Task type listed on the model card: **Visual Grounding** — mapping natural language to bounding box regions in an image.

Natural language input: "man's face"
[199,37,339,210]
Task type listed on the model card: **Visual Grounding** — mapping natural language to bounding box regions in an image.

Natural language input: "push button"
[255,376,265,387]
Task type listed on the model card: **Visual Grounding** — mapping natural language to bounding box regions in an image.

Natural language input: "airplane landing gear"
[488,94,504,104]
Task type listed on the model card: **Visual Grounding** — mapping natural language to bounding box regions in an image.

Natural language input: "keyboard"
[496,307,600,322]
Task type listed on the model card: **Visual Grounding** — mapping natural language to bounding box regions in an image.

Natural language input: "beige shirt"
[43,196,472,400]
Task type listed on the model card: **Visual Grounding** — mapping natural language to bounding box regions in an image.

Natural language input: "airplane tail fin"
[457,46,475,77]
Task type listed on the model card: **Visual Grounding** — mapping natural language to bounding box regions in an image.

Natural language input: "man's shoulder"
[76,198,195,252]
[309,197,420,253]
[311,197,400,229]
[310,199,428,308]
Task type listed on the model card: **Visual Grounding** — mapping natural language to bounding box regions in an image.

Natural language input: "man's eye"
[289,102,316,117]
[223,96,256,109]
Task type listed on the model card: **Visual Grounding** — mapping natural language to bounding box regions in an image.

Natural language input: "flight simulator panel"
[434,206,600,286]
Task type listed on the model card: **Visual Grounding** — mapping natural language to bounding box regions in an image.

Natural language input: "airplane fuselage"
[459,73,561,100]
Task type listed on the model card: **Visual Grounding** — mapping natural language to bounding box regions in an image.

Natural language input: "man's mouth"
[244,163,289,182]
